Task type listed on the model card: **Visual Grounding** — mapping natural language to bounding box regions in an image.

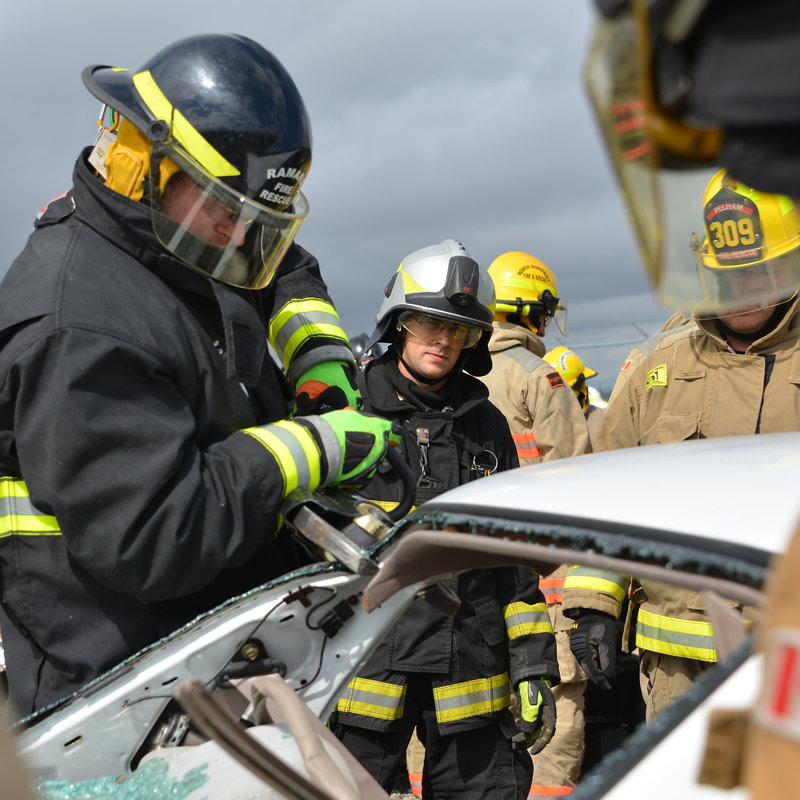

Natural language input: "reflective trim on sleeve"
[432,672,510,724]
[0,478,61,537]
[636,608,717,662]
[539,576,565,606]
[511,431,541,460]
[336,676,406,721]
[564,566,629,602]
[242,420,321,495]
[504,601,553,639]
[269,298,349,370]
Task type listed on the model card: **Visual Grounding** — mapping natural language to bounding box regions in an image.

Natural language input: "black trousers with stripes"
[333,674,532,800]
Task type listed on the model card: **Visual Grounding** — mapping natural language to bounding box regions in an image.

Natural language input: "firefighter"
[543,347,604,448]
[0,34,398,718]
[563,169,800,721]
[478,252,590,795]
[480,252,589,466]
[332,239,560,800]
[582,3,800,792]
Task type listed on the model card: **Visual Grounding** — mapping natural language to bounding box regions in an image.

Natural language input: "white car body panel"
[435,432,800,554]
[10,432,800,797]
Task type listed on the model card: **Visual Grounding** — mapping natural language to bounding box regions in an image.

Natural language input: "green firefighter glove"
[569,610,618,691]
[518,678,556,755]
[293,360,363,415]
[295,409,400,489]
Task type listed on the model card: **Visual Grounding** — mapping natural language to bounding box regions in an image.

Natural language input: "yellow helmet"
[543,346,596,411]
[692,169,800,312]
[487,252,567,335]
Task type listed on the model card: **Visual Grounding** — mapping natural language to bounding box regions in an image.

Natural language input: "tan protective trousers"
[639,650,711,722]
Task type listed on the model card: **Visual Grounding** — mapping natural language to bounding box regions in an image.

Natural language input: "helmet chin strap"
[504,312,543,336]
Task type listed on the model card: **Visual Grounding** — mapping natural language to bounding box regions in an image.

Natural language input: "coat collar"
[488,320,546,357]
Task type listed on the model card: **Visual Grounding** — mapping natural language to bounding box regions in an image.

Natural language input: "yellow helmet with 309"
[692,169,800,311]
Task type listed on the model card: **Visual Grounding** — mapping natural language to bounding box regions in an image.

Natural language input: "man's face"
[716,267,778,333]
[398,314,472,387]
[160,172,247,249]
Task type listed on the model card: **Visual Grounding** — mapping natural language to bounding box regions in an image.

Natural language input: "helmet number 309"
[709,218,756,249]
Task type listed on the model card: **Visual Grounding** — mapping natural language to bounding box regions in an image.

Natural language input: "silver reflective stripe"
[242,420,320,495]
[636,609,717,661]
[336,677,406,721]
[273,308,343,362]
[637,621,715,652]
[564,566,629,601]
[304,415,341,488]
[504,603,552,638]
[0,495,39,518]
[0,478,61,537]
[433,673,510,723]
[259,423,313,491]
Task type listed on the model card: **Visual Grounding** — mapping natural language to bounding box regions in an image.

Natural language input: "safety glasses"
[397,312,483,348]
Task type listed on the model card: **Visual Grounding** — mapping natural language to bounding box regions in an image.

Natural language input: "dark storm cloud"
[1,0,670,350]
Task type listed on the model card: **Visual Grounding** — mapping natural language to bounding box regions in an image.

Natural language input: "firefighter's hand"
[569,611,617,691]
[518,678,556,755]
[295,409,400,489]
[293,360,362,415]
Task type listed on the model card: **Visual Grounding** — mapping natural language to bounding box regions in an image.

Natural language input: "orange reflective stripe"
[512,431,540,459]
[538,576,565,606]
[529,784,574,796]
[408,772,422,797]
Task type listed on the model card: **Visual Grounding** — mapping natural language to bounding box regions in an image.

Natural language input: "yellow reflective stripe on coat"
[269,298,349,370]
[503,601,553,639]
[131,70,240,178]
[432,672,510,724]
[564,566,629,602]
[242,420,320,495]
[336,677,406,721]
[0,478,60,537]
[636,608,717,662]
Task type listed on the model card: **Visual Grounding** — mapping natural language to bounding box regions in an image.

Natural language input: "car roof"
[420,432,800,557]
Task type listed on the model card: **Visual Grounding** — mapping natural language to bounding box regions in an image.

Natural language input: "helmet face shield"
[694,249,800,316]
[691,171,800,314]
[584,4,800,316]
[584,8,722,314]
[540,290,568,336]
[151,145,307,289]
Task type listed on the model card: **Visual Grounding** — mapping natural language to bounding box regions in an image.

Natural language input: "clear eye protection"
[149,144,308,290]
[398,312,483,348]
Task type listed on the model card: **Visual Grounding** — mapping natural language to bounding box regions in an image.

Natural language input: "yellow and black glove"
[518,678,556,755]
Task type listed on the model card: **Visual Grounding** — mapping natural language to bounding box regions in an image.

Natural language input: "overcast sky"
[1,0,673,393]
